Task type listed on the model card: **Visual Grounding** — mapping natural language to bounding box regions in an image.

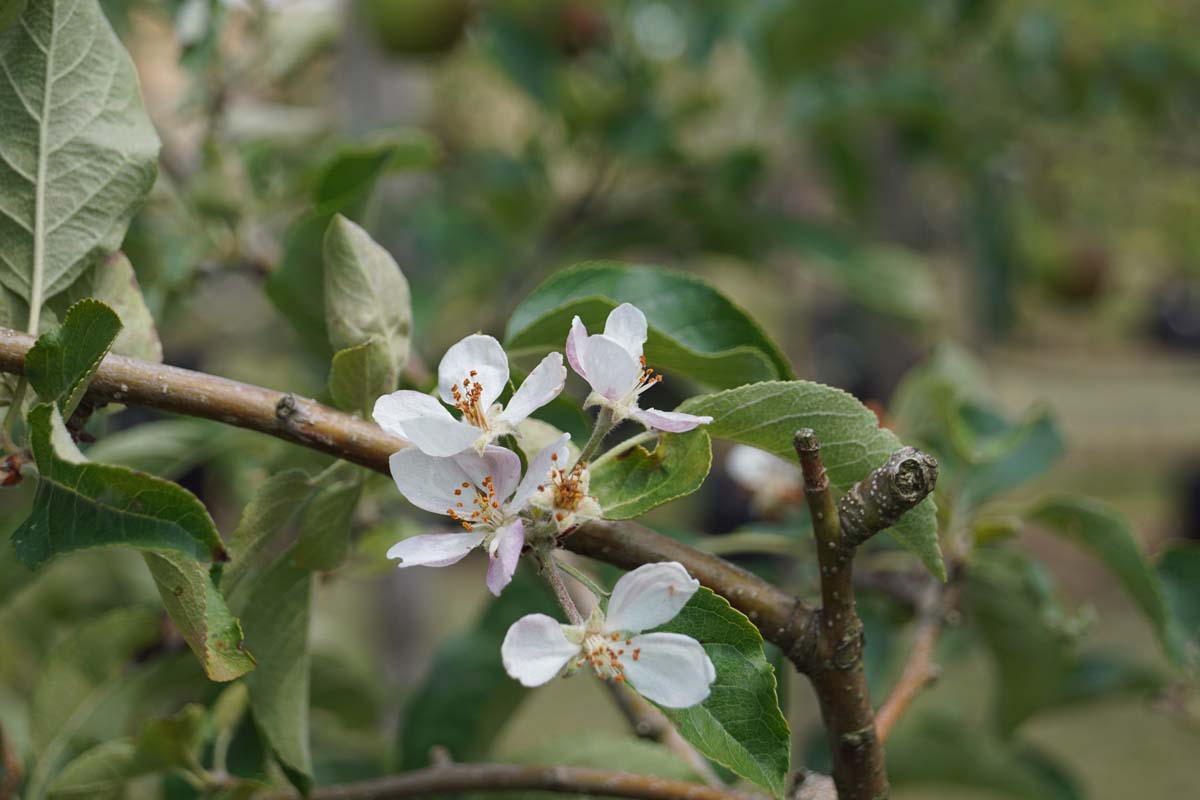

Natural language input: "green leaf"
[1158,542,1200,671]
[680,381,944,579]
[25,299,121,417]
[210,682,251,741]
[0,0,27,32]
[293,478,362,571]
[13,404,228,569]
[329,339,393,417]
[505,263,792,389]
[56,253,162,362]
[399,570,557,768]
[652,587,790,798]
[239,548,313,794]
[27,607,162,800]
[590,429,712,519]
[956,404,1064,509]
[83,419,237,480]
[511,735,699,781]
[1028,496,1177,665]
[220,469,313,600]
[132,704,206,771]
[0,0,159,316]
[323,215,411,379]
[143,552,256,682]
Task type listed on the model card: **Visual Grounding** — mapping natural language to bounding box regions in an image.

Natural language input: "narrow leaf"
[25,299,121,417]
[590,429,712,519]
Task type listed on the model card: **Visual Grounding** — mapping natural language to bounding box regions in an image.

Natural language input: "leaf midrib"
[30,1,60,334]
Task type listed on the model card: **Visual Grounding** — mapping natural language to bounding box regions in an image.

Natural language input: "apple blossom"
[530,458,603,534]
[374,334,566,457]
[500,562,716,708]
[386,434,571,595]
[566,304,712,433]
[726,444,804,515]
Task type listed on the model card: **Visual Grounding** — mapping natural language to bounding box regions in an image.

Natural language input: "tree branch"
[261,763,757,800]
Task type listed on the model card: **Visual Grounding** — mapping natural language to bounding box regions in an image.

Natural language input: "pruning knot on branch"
[838,447,938,549]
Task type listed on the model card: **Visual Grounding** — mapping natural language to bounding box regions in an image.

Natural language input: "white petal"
[633,408,713,433]
[386,532,486,567]
[624,632,716,708]
[566,316,589,378]
[438,334,510,409]
[501,614,581,687]
[605,561,700,633]
[486,521,525,596]
[726,445,785,486]
[579,334,641,400]
[603,303,648,360]
[496,352,567,427]
[373,391,479,456]
[389,447,520,516]
[509,433,571,511]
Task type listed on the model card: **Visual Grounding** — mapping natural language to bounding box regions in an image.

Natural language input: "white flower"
[726,444,804,516]
[501,562,717,708]
[566,304,712,433]
[386,435,571,596]
[374,334,567,457]
[529,458,603,533]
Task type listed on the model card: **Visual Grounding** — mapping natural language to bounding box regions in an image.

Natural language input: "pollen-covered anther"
[450,372,490,428]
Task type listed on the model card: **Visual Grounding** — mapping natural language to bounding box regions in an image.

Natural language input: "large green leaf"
[1028,496,1177,664]
[399,570,557,768]
[0,0,159,315]
[220,469,312,601]
[143,552,256,682]
[55,253,162,362]
[0,0,27,32]
[26,607,162,800]
[239,548,313,794]
[653,587,790,798]
[328,339,393,417]
[505,263,792,389]
[680,381,944,579]
[12,404,228,569]
[590,429,712,519]
[25,299,121,416]
[293,478,362,571]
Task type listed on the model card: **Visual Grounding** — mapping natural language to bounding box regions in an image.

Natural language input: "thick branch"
[262,763,757,800]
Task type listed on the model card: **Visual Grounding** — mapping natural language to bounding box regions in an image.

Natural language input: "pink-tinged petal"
[373,391,479,457]
[501,613,581,687]
[633,408,713,433]
[497,352,566,428]
[510,433,571,511]
[605,561,700,633]
[486,521,525,596]
[386,531,486,567]
[566,316,589,378]
[624,632,716,708]
[603,303,648,360]
[389,447,519,516]
[579,334,641,400]
[438,334,510,409]
[467,445,524,503]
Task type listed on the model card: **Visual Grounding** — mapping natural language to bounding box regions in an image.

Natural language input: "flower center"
[538,455,590,523]
[449,370,490,429]
[576,629,640,682]
[446,474,504,530]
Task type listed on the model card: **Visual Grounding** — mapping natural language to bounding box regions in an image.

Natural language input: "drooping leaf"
[0,0,159,314]
[12,404,228,569]
[27,607,161,800]
[220,469,313,601]
[328,339,394,417]
[293,478,362,571]
[505,263,792,389]
[143,552,256,682]
[55,253,162,362]
[25,299,121,417]
[590,429,712,519]
[956,404,1064,509]
[1157,542,1200,672]
[1028,496,1177,664]
[652,587,790,798]
[323,215,411,379]
[680,381,944,579]
[239,548,313,794]
[399,570,557,768]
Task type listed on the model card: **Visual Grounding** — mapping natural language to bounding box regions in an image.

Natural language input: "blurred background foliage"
[2,0,1200,798]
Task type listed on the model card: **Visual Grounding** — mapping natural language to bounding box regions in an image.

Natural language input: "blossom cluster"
[374,304,716,707]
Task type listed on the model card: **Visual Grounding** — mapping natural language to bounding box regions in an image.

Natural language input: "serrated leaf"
[143,552,256,682]
[0,0,159,314]
[680,381,944,579]
[505,263,792,389]
[56,253,162,362]
[13,404,228,569]
[323,215,411,378]
[293,478,362,571]
[1028,496,1177,665]
[239,548,312,794]
[590,429,712,519]
[329,339,393,417]
[27,607,161,800]
[652,587,790,798]
[25,299,121,417]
